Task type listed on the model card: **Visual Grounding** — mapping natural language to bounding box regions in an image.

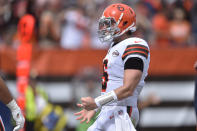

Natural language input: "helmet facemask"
[98,17,120,42]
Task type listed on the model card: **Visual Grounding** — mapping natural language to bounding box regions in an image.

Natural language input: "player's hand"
[77,97,97,110]
[74,109,96,123]
[6,100,25,131]
[12,108,25,131]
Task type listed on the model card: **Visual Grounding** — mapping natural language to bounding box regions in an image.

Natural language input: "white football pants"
[87,106,139,131]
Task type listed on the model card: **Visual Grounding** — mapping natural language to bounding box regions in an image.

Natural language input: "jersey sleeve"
[122,43,149,65]
[124,57,144,71]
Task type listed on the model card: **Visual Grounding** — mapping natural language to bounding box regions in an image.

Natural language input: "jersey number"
[102,59,108,92]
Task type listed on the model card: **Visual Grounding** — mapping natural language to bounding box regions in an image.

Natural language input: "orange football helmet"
[98,3,136,42]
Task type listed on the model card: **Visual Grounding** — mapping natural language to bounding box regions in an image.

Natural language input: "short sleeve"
[122,44,149,64]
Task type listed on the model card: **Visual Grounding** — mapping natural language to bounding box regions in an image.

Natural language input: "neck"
[113,33,130,44]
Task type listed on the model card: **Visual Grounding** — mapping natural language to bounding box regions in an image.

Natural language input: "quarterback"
[0,77,25,131]
[75,3,150,131]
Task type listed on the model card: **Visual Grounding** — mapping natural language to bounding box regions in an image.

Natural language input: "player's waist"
[111,97,137,107]
[101,92,138,107]
[102,105,138,111]
[101,105,138,118]
[104,82,141,96]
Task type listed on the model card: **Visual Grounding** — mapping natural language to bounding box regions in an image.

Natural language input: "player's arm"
[0,77,13,104]
[115,56,143,100]
[0,77,25,131]
[114,68,142,100]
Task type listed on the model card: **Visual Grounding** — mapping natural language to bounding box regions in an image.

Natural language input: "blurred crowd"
[0,0,197,49]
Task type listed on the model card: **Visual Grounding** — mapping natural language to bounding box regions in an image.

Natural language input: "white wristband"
[95,90,118,108]
[6,99,19,111]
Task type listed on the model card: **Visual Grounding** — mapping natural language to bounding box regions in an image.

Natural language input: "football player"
[0,77,25,131]
[75,3,150,131]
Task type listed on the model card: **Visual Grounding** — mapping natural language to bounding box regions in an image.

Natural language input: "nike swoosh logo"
[134,41,142,43]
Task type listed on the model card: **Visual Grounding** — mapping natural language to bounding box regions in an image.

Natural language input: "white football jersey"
[101,37,150,107]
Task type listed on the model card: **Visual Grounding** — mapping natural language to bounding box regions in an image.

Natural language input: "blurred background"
[0,0,196,131]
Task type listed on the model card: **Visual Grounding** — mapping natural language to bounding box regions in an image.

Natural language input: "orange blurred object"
[16,14,35,114]
[18,14,35,43]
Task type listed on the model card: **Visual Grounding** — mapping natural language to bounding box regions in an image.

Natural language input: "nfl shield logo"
[112,50,119,57]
